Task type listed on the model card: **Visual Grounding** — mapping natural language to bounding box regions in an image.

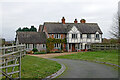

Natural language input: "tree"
[16,27,22,32]
[110,14,119,39]
[22,27,30,31]
[30,26,37,32]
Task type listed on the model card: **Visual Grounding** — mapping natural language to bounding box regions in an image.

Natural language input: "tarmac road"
[49,58,118,78]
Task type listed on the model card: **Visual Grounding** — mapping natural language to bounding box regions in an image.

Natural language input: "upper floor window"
[95,34,100,40]
[72,34,77,39]
[87,34,91,39]
[54,34,61,39]
[80,34,82,38]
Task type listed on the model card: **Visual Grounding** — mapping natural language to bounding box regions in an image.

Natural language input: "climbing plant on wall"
[46,38,67,52]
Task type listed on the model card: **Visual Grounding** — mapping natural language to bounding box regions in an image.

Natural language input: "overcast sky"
[0,0,119,41]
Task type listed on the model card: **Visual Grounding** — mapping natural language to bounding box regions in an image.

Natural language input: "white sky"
[0,0,119,41]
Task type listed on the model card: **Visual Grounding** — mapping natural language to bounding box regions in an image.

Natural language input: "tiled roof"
[42,22,103,34]
[17,32,46,44]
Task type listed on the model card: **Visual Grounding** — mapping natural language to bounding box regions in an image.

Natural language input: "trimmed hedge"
[34,52,46,54]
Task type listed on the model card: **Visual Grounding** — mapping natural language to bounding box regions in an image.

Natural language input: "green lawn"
[21,55,61,78]
[54,50,118,65]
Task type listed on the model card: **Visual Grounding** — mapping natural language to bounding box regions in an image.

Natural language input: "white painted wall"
[67,26,102,49]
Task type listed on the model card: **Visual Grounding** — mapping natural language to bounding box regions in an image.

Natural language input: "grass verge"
[21,55,61,78]
[54,50,118,68]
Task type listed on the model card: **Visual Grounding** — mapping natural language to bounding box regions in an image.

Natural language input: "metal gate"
[0,44,26,80]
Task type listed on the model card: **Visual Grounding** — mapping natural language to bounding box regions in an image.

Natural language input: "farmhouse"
[16,17,103,52]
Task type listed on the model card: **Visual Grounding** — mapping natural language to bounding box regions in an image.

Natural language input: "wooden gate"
[0,44,26,80]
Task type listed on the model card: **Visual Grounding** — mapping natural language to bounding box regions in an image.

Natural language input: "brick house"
[38,17,103,52]
[16,17,103,52]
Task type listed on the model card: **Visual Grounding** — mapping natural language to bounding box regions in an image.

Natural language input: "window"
[54,43,61,48]
[95,34,100,40]
[80,34,82,38]
[54,34,61,39]
[72,34,77,39]
[33,44,36,48]
[43,44,46,48]
[87,34,91,39]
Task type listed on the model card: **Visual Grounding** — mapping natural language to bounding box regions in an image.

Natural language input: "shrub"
[32,48,38,52]
[27,51,34,54]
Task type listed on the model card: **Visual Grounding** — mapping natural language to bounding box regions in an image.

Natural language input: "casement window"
[54,34,61,39]
[95,34,100,40]
[87,34,91,39]
[80,34,82,38]
[72,34,77,39]
[33,44,37,48]
[43,44,46,48]
[54,43,61,48]
[26,44,29,48]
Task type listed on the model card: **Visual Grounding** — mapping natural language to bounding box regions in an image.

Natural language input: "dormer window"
[72,34,77,39]
[95,34,100,40]
[87,34,91,39]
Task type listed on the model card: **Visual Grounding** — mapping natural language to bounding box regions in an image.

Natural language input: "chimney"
[80,19,86,23]
[74,19,78,23]
[61,17,65,24]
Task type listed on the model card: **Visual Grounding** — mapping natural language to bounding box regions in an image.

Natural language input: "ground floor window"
[43,44,46,48]
[33,44,37,48]
[54,43,61,49]
[26,44,29,48]
[87,44,90,49]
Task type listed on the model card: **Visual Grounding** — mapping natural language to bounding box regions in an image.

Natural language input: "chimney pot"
[74,19,78,23]
[61,17,65,24]
[80,19,86,23]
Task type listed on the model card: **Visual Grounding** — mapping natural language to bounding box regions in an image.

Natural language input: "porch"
[67,43,91,52]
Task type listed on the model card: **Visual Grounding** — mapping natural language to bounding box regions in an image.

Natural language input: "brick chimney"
[61,17,65,24]
[74,19,78,23]
[80,19,86,23]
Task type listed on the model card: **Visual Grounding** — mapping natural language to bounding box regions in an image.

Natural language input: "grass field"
[21,55,61,78]
[54,50,118,65]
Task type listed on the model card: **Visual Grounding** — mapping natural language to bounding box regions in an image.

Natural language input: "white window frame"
[72,34,77,39]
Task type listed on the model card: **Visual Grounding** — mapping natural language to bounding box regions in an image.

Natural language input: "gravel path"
[29,52,77,58]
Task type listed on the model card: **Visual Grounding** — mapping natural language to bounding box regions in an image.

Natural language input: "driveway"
[49,58,118,78]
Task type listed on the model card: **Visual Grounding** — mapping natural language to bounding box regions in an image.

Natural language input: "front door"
[72,44,75,52]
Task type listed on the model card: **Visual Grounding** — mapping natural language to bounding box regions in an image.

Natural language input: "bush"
[34,52,46,54]
[27,51,34,54]
[32,48,38,52]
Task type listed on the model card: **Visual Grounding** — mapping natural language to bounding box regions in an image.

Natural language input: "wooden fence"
[91,43,119,51]
[0,44,26,80]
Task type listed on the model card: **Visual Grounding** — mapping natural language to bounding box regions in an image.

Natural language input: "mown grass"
[21,55,61,78]
[54,50,118,65]
[2,55,61,79]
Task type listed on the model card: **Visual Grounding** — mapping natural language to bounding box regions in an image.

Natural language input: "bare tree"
[110,14,119,39]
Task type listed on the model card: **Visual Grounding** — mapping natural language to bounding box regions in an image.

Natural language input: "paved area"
[49,58,118,78]
[28,52,78,58]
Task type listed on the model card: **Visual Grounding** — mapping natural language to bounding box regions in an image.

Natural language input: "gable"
[68,26,80,34]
